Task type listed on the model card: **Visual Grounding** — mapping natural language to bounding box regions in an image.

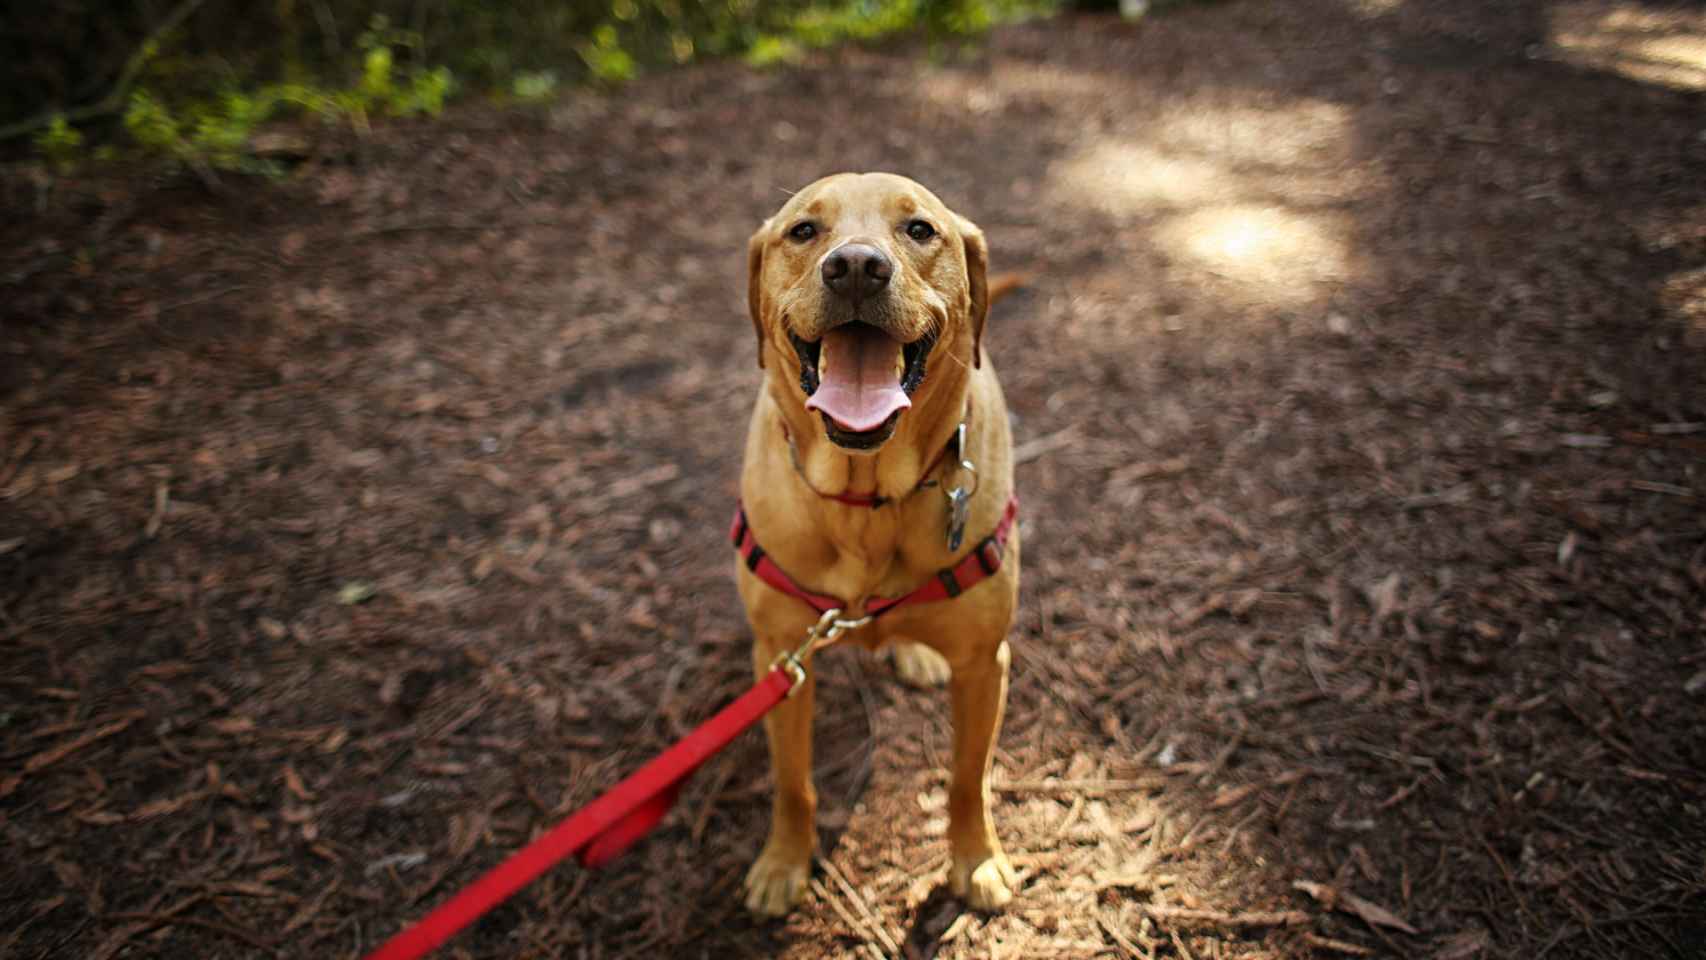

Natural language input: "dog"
[734,172,1022,916]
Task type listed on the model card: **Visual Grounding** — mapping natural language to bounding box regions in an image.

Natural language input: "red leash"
[363,666,796,960]
[362,609,866,960]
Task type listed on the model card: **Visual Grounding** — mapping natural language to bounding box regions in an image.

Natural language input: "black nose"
[821,243,892,304]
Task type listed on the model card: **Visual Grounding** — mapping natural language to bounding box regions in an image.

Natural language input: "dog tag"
[945,486,971,552]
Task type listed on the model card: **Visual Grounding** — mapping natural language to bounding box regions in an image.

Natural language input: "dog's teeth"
[818,341,829,378]
[894,350,905,379]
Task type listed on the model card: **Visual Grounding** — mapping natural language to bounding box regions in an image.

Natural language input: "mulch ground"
[3,1,1704,957]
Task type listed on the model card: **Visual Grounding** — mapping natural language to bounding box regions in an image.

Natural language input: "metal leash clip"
[772,608,872,696]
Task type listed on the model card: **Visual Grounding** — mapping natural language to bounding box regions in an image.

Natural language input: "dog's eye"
[904,219,936,243]
[787,221,818,243]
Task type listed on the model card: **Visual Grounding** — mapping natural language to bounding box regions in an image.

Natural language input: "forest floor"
[3,1,1704,958]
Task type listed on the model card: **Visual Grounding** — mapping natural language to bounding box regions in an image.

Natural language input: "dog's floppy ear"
[956,214,990,369]
[747,221,769,369]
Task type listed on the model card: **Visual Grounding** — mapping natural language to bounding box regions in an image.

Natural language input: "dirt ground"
[3,1,1704,958]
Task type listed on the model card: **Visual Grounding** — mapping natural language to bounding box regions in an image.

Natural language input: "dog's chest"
[810,507,947,602]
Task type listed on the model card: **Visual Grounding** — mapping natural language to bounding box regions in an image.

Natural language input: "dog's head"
[747,172,989,453]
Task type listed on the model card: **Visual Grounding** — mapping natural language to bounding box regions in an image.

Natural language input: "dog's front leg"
[743,634,817,916]
[946,638,1017,909]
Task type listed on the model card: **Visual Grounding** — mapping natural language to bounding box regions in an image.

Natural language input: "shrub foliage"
[6,0,1038,171]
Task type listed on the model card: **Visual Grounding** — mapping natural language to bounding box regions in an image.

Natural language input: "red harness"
[730,494,1019,617]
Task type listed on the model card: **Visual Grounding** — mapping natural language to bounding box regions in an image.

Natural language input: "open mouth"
[790,322,936,450]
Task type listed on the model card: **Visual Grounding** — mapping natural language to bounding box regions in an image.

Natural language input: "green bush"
[18,0,1049,173]
[510,69,561,101]
[109,29,455,175]
[122,90,181,156]
[579,24,638,84]
[744,34,805,67]
[33,115,84,172]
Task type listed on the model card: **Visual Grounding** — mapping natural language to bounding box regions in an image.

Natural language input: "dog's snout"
[821,243,892,304]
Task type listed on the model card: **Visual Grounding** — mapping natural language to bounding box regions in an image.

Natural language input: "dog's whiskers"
[940,347,972,375]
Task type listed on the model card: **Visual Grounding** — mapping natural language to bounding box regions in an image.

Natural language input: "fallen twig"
[144,481,169,538]
[0,711,145,798]
[87,893,205,960]
[102,912,280,956]
[993,777,1166,796]
[1014,424,1080,465]
[810,878,888,960]
[1628,479,1694,498]
[1303,932,1376,955]
[1292,880,1418,935]
[1197,717,1247,786]
[576,464,681,513]
[819,855,901,958]
[1399,484,1472,510]
[1080,871,1178,893]
[352,216,568,237]
[281,878,340,935]
[1143,905,1311,928]
[1096,913,1149,958]
[157,284,250,315]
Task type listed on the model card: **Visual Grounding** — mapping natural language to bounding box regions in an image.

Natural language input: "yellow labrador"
[735,172,1021,915]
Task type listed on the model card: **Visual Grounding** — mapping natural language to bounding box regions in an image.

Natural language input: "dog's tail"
[988,272,1028,309]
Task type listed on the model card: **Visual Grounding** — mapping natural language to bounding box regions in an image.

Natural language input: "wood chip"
[818,856,901,958]
[1292,880,1418,935]
[0,712,144,798]
[1084,871,1178,892]
[1303,932,1376,955]
[1143,905,1310,928]
[1097,913,1147,958]
[1628,479,1694,498]
[1014,423,1081,464]
[128,791,206,821]
[994,777,1166,796]
[1208,783,1260,809]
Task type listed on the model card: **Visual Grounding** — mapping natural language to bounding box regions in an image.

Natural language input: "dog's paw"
[950,853,1017,911]
[891,643,951,687]
[743,849,811,917]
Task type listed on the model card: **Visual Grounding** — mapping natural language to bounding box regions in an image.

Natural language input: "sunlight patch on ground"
[1552,2,1706,92]
[907,62,1107,117]
[1152,99,1353,169]
[1045,99,1360,217]
[1052,141,1235,210]
[1157,205,1350,304]
[1661,267,1706,344]
[986,61,1111,102]
[1045,96,1360,307]
[1344,0,1404,16]
[1637,205,1706,344]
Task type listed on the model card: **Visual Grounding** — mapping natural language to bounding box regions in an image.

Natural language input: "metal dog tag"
[943,420,978,553]
[946,486,971,552]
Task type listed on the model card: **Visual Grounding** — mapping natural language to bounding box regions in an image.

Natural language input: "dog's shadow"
[806,830,978,960]
[803,653,991,960]
[897,887,979,960]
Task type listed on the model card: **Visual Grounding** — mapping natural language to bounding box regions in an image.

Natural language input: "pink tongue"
[804,325,910,432]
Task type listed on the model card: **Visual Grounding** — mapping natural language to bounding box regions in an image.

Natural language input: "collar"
[782,404,971,509]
